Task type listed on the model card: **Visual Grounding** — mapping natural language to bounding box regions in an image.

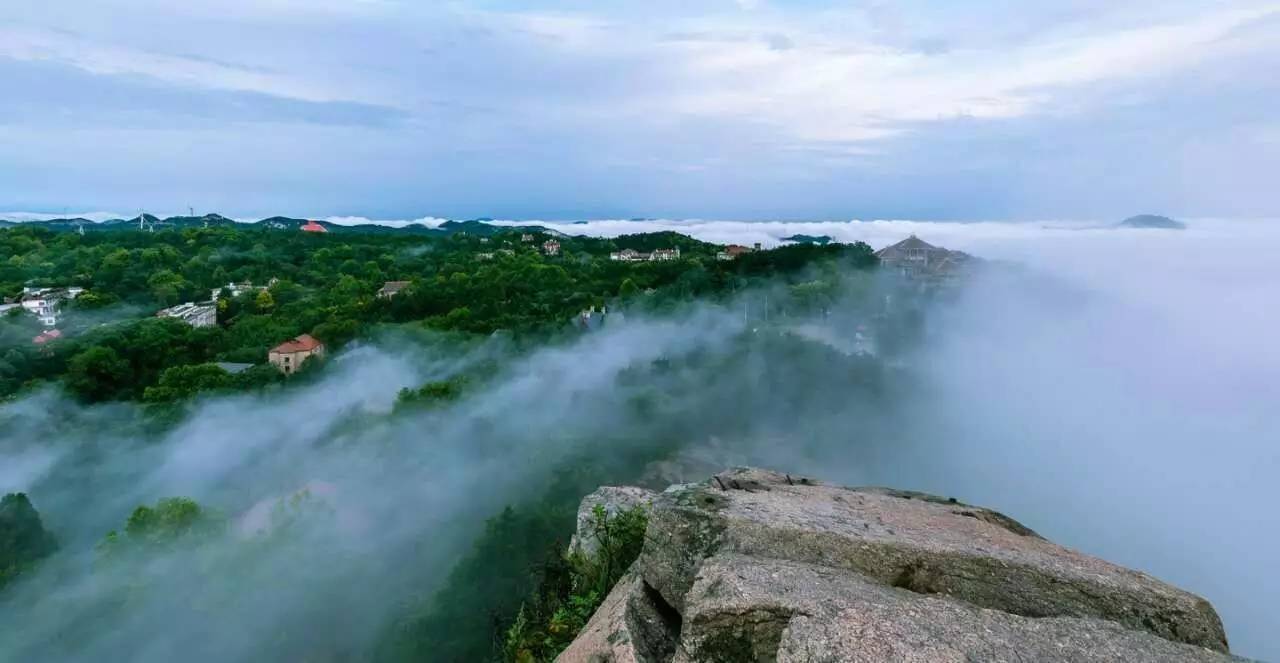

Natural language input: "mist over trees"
[2,219,1274,661]
[0,493,57,591]
[0,224,872,403]
[0,222,912,662]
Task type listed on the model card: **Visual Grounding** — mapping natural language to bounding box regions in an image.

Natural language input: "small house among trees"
[377,281,411,299]
[268,334,325,375]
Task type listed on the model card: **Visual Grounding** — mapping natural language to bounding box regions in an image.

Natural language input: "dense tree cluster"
[0,493,58,591]
[0,222,904,662]
[0,224,876,403]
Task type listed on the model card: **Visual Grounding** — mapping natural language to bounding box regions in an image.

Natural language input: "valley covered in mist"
[1,218,1276,662]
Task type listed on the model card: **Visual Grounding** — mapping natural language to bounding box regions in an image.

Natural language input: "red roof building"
[271,334,323,354]
[301,220,328,233]
[268,334,326,375]
[32,329,62,345]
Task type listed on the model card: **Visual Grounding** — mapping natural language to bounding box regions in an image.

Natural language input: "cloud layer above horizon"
[2,1,1278,219]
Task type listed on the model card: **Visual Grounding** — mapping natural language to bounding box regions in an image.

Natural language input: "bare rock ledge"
[557,468,1244,663]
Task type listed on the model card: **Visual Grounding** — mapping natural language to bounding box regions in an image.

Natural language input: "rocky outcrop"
[569,486,657,559]
[557,571,679,663]
[557,468,1242,662]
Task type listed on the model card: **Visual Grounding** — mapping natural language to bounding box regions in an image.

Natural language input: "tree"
[98,497,221,558]
[255,289,276,313]
[70,290,118,310]
[65,346,132,402]
[147,269,188,306]
[0,493,58,590]
[142,363,233,402]
[618,278,639,299]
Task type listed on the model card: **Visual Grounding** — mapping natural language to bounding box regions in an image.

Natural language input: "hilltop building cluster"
[3,286,86,327]
[875,235,976,284]
[716,243,761,260]
[2,286,84,344]
[211,280,273,302]
[156,302,217,328]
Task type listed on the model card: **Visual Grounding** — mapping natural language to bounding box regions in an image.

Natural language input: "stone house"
[268,334,325,375]
[875,235,974,282]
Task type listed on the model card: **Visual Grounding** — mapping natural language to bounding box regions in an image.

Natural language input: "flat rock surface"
[683,553,1243,663]
[639,468,1227,652]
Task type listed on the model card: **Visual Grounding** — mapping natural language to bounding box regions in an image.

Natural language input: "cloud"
[1,1,1279,217]
[0,24,336,104]
[0,58,407,130]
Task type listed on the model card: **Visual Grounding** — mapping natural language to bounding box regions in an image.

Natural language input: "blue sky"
[1,0,1277,220]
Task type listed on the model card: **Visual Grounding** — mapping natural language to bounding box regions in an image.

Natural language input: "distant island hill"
[1117,214,1186,229]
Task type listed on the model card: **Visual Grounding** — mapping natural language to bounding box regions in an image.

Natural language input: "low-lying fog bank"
[769,219,1279,659]
[2,218,1274,660]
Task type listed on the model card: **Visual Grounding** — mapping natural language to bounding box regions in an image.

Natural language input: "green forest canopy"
[1,223,876,403]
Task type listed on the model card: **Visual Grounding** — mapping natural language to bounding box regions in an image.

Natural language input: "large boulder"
[561,468,1239,662]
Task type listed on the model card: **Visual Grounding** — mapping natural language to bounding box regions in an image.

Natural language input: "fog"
[783,219,1280,659]
[2,219,1276,660]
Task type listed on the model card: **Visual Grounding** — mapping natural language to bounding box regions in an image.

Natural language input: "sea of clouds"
[3,211,1277,658]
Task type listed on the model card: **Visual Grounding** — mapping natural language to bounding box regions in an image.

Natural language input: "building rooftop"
[33,329,63,345]
[876,235,939,255]
[379,280,411,295]
[271,334,324,354]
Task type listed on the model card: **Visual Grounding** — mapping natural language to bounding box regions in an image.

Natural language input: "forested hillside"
[1,224,874,403]
[1,221,946,662]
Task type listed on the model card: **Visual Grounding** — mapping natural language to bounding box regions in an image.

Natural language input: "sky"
[1,1,1278,219]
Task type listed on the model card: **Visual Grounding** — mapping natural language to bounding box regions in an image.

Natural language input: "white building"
[157,302,218,328]
[211,281,271,302]
[609,248,681,262]
[610,249,646,262]
[20,287,84,327]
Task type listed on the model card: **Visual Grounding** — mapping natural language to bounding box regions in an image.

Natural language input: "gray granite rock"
[683,554,1244,663]
[556,570,679,663]
[639,468,1226,653]
[562,468,1238,662]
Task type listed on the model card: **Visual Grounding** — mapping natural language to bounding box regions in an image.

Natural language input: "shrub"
[501,504,649,663]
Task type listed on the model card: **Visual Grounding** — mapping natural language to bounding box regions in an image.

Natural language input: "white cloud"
[0,24,353,104]
[527,4,1279,145]
[2,1,1279,216]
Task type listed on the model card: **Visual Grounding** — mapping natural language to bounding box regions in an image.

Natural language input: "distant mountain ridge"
[0,213,555,237]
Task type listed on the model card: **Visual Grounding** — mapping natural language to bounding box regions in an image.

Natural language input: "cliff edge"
[557,468,1243,662]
